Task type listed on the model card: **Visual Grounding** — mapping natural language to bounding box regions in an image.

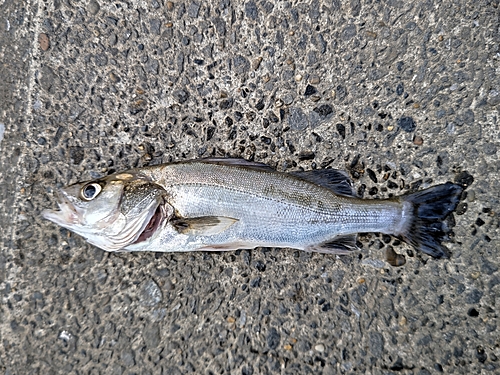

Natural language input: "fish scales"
[138,162,404,249]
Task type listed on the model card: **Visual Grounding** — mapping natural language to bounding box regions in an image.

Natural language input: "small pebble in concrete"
[38,33,50,51]
[397,116,416,132]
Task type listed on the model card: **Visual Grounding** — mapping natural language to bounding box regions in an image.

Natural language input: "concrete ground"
[1,0,499,374]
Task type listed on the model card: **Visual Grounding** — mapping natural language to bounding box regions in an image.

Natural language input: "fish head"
[42,172,172,251]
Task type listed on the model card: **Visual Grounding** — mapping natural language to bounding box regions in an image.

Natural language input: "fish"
[42,158,465,258]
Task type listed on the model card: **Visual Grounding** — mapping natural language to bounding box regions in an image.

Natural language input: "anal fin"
[307,234,359,254]
[172,216,238,236]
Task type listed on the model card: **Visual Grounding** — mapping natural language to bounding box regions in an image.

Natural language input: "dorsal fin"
[198,158,275,172]
[291,169,357,197]
[198,158,356,196]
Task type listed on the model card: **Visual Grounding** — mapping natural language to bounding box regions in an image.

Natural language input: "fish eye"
[81,183,102,201]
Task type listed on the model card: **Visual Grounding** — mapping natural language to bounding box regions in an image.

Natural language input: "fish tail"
[399,182,464,258]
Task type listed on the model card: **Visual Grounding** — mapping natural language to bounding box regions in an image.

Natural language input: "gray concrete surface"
[1,0,499,374]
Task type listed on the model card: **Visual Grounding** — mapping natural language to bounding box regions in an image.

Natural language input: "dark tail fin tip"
[401,182,464,258]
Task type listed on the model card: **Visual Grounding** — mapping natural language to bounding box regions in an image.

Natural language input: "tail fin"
[400,182,464,258]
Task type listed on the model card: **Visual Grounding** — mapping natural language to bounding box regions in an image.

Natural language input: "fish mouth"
[42,190,80,226]
[133,202,169,244]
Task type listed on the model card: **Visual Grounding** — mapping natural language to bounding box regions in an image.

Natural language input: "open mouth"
[42,190,80,226]
[133,203,166,244]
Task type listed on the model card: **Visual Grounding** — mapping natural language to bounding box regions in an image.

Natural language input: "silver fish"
[42,158,464,258]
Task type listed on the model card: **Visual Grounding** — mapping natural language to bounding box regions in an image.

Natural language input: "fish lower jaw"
[42,208,78,226]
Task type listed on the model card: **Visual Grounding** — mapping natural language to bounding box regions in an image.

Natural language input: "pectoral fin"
[307,234,359,254]
[172,216,238,236]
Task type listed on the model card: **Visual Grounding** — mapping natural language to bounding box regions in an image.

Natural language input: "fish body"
[43,158,464,258]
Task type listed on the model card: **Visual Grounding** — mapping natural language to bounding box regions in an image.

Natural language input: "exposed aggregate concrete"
[0,0,499,374]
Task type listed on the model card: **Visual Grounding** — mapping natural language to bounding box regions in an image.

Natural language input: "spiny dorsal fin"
[291,169,356,197]
[172,216,238,236]
[198,158,275,172]
[306,234,359,254]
